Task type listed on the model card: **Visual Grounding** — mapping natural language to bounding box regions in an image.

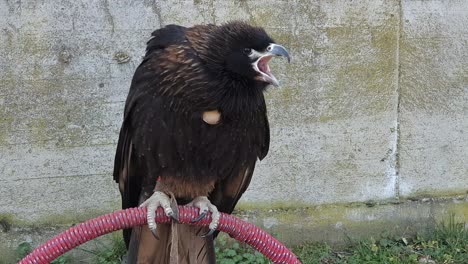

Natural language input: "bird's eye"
[243,48,252,55]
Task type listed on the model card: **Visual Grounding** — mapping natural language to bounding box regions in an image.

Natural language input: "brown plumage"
[113,21,289,263]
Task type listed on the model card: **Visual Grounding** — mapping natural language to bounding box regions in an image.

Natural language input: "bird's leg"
[187,196,220,237]
[139,191,179,238]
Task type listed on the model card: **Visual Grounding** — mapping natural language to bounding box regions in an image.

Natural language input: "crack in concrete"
[393,0,403,199]
[151,0,164,28]
[209,0,216,24]
[293,0,298,37]
[238,0,253,23]
[385,0,403,200]
[102,0,115,35]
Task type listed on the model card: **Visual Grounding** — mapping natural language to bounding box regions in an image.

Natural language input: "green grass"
[15,215,467,264]
[293,215,468,264]
[15,241,72,264]
[76,232,127,264]
[215,235,268,264]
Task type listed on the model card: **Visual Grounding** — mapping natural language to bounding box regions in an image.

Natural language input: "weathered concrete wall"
[0,0,467,224]
[398,1,467,197]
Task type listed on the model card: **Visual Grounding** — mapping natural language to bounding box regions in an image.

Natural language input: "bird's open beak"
[253,44,290,87]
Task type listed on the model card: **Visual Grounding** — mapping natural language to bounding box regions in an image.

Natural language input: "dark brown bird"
[113,21,290,263]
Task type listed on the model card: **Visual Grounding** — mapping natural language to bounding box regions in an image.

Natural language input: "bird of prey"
[113,21,290,263]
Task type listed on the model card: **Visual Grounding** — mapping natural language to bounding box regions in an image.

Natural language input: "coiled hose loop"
[19,207,301,264]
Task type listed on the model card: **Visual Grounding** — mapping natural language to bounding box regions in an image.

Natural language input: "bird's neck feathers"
[209,77,268,119]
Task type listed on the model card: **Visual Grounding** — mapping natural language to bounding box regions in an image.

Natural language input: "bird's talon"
[168,211,179,223]
[187,196,220,237]
[191,210,207,223]
[140,191,178,238]
[200,229,216,238]
[150,227,160,240]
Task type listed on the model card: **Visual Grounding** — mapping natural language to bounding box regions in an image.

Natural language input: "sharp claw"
[191,211,207,223]
[187,196,219,236]
[150,227,159,240]
[168,211,179,223]
[200,228,216,238]
[141,191,178,238]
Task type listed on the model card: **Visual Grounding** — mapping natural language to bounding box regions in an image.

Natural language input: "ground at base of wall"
[293,215,468,264]
[11,218,468,264]
[2,197,467,263]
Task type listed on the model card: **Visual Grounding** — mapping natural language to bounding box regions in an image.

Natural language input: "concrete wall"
[0,0,467,223]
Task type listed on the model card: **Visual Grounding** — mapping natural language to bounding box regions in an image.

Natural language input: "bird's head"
[201,21,290,87]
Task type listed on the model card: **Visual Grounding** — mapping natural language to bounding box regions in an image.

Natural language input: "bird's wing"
[113,23,188,181]
[113,25,223,263]
[112,24,188,247]
[210,103,270,216]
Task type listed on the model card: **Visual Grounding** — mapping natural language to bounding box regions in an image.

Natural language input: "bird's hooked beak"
[252,43,290,87]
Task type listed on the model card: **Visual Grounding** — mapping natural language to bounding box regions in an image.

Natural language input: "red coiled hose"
[19,206,301,264]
